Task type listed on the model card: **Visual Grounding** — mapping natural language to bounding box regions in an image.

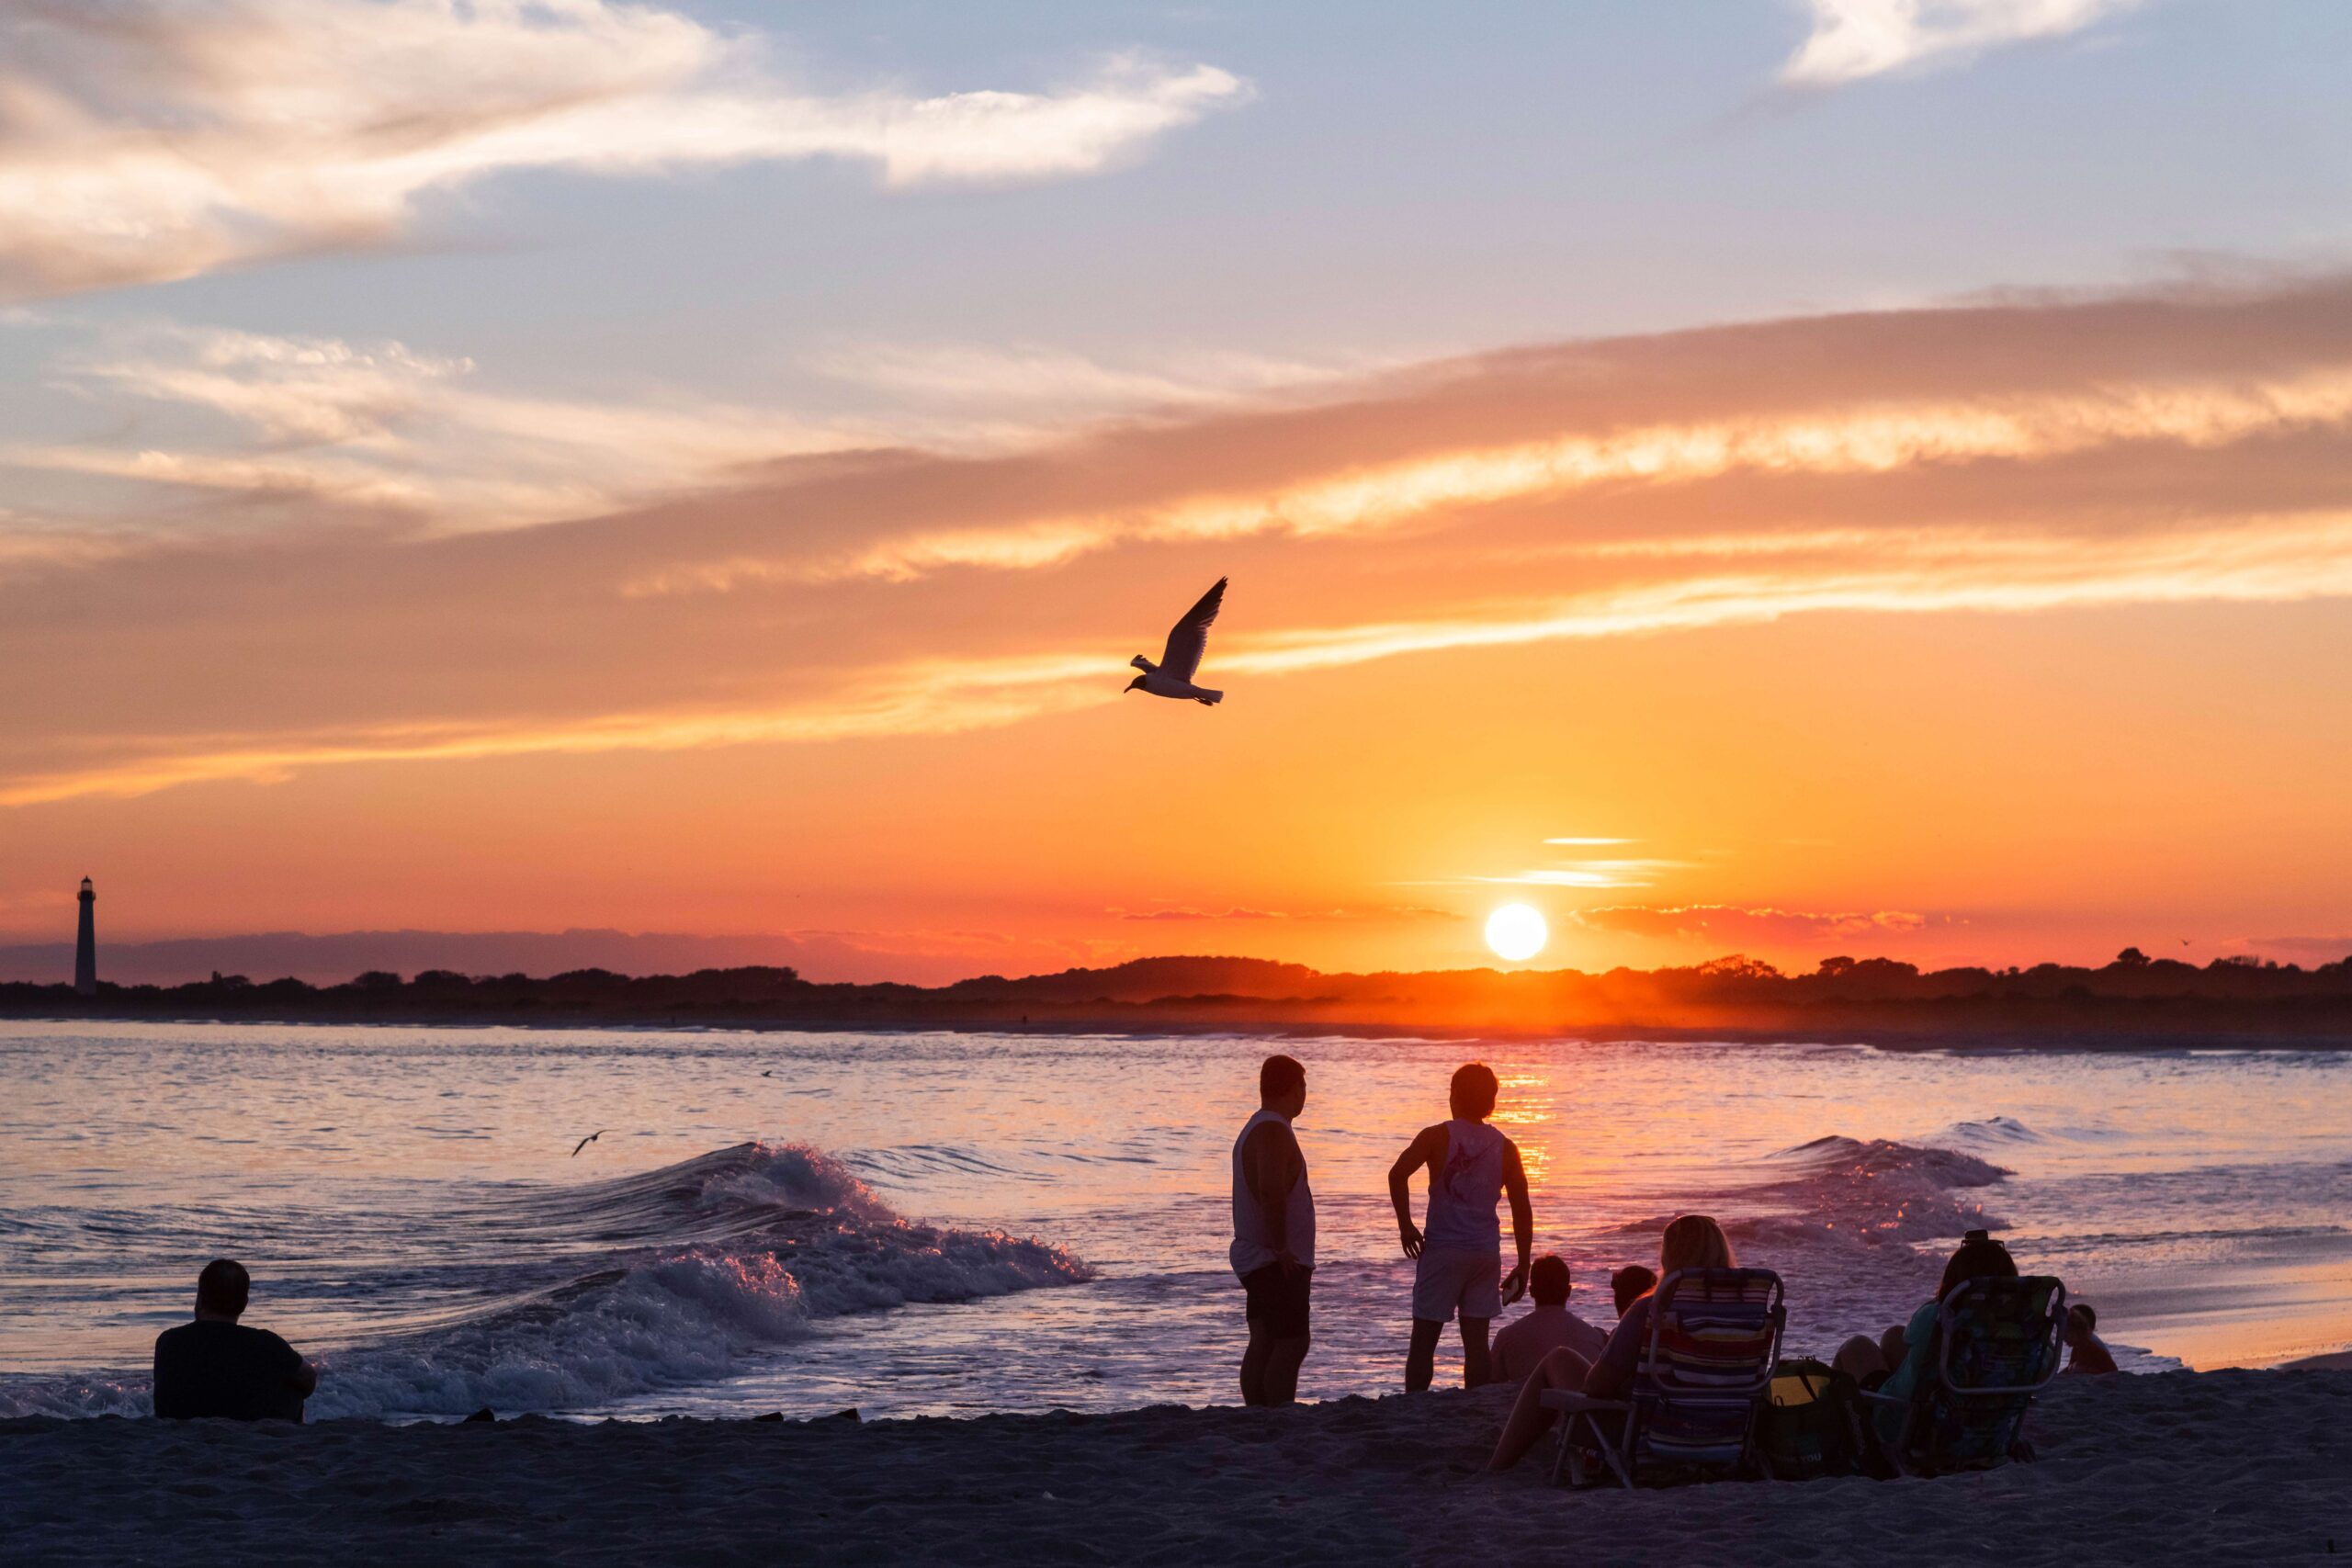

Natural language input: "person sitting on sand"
[1610,1265,1656,1317]
[1233,1055,1314,1407]
[1832,1229,2018,1437]
[1485,1214,1738,1471]
[2063,1303,2120,1375]
[1489,1256,1608,1382]
[153,1259,319,1421]
[1388,1063,1534,1392]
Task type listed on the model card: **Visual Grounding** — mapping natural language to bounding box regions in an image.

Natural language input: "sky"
[3,0,2351,983]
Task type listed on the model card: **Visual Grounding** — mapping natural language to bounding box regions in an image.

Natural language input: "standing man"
[1233,1054,1313,1406]
[1388,1062,1533,1391]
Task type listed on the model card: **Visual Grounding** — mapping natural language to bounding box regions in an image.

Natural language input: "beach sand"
[4,1370,2346,1565]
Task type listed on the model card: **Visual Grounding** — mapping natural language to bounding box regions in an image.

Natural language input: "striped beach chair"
[1543,1268,1786,1488]
[1859,1275,2065,1477]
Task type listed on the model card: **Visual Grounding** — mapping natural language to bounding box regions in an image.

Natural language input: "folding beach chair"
[1543,1268,1786,1489]
[1857,1274,2066,1477]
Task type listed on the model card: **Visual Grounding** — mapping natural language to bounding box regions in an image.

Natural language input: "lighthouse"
[74,877,96,997]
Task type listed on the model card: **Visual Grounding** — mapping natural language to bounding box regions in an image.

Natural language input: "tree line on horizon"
[6,947,2352,1035]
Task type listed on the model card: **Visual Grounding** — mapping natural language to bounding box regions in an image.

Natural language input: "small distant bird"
[762,1070,773,1077]
[1126,578,1227,705]
[571,1130,606,1156]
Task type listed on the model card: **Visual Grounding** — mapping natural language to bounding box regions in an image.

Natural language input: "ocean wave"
[1616,1135,2013,1249]
[1,1142,1091,1422]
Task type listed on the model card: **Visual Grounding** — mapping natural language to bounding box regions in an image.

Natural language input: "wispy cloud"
[3,323,859,537]
[1114,905,1452,922]
[1577,904,1932,944]
[1780,0,2142,86]
[630,360,2352,592]
[0,0,1247,300]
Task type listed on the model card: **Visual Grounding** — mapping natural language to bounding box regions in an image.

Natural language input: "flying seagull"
[1126,577,1227,705]
[571,1130,606,1157]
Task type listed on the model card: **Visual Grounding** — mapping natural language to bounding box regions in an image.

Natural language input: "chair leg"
[1549,1416,1572,1488]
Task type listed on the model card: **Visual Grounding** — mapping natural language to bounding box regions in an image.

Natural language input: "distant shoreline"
[9,951,2352,1045]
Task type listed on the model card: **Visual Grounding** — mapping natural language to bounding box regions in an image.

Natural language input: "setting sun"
[1484,903,1548,963]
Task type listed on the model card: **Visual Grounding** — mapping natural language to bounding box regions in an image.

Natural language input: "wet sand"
[4,1369,2346,1565]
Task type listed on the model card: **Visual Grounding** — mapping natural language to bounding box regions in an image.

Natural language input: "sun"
[1485,903,1548,963]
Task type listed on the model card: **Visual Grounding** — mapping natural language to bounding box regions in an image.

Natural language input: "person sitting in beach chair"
[1387,1063,1533,1391]
[2063,1303,2120,1375]
[1611,1265,1657,1317]
[1490,1256,1608,1382]
[1844,1231,2066,1476]
[153,1259,319,1421]
[1486,1214,1784,1486]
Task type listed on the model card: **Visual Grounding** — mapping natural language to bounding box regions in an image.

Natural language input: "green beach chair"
[1858,1274,2066,1477]
[1542,1267,1786,1489]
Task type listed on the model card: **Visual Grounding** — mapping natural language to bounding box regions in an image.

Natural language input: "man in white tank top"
[1232,1054,1314,1405]
[1386,1062,1533,1392]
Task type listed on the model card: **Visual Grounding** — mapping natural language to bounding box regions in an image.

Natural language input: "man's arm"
[1386,1126,1441,1259]
[1241,1121,1305,1273]
[1499,1138,1534,1304]
[291,1357,320,1397]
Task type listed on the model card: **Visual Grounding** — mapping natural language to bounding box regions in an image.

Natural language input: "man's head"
[1259,1054,1306,1119]
[195,1258,250,1322]
[1448,1062,1498,1122]
[2066,1303,2098,1344]
[1611,1264,1657,1316]
[1529,1255,1571,1308]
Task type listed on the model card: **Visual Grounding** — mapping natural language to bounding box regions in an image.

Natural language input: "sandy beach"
[5,1370,2346,1565]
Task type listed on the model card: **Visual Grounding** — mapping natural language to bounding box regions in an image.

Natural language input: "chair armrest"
[1539,1391,1631,1415]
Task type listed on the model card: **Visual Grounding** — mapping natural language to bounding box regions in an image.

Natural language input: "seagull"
[571,1130,606,1156]
[1126,578,1227,705]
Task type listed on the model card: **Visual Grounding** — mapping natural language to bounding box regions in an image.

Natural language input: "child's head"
[1449,1062,1499,1121]
[2066,1303,2098,1343]
[1611,1265,1657,1316]
[1529,1255,1571,1308]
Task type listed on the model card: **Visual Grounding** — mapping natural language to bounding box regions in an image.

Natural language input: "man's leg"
[1486,1348,1593,1471]
[1261,1335,1309,1404]
[1241,1326,1273,1405]
[1406,1317,1444,1393]
[1460,1317,1493,1389]
[1833,1335,1887,1385]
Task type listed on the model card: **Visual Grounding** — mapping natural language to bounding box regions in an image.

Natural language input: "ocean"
[3,1021,2347,1421]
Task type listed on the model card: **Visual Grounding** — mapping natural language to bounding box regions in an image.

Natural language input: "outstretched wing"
[1157,577,1227,683]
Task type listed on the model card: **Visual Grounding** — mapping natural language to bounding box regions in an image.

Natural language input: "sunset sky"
[4,0,2351,983]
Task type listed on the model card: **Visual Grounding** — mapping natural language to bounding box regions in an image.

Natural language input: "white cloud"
[1780,0,2141,85]
[0,0,1248,299]
[4,322,862,536]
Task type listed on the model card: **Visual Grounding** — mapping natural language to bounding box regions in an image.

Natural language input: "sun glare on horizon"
[1485,903,1548,963]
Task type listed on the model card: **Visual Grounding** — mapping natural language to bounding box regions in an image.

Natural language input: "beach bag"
[1758,1358,1860,1479]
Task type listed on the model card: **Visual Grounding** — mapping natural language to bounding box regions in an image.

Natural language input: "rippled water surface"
[3,1022,2347,1419]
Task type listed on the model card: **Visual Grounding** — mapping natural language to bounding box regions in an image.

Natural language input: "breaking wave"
[0,1143,1089,1421]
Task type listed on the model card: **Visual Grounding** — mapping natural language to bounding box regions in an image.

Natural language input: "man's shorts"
[1241,1262,1313,1338]
[1413,1247,1502,1323]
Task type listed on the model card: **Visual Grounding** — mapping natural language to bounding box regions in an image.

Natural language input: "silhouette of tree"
[2114,947,2151,968]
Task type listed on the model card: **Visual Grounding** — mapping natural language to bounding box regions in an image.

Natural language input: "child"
[1386,1063,1534,1391]
[2064,1302,2120,1374]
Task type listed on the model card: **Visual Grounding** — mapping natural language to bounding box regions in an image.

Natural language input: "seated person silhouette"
[1609,1265,1657,1317]
[2063,1303,2120,1375]
[1489,1256,1609,1382]
[153,1259,319,1421]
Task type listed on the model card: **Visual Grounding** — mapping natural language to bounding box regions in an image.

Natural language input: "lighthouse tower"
[74,877,96,997]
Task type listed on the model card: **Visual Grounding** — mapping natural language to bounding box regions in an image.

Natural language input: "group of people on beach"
[147,1050,2116,1427]
[1233,1053,2119,1467]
